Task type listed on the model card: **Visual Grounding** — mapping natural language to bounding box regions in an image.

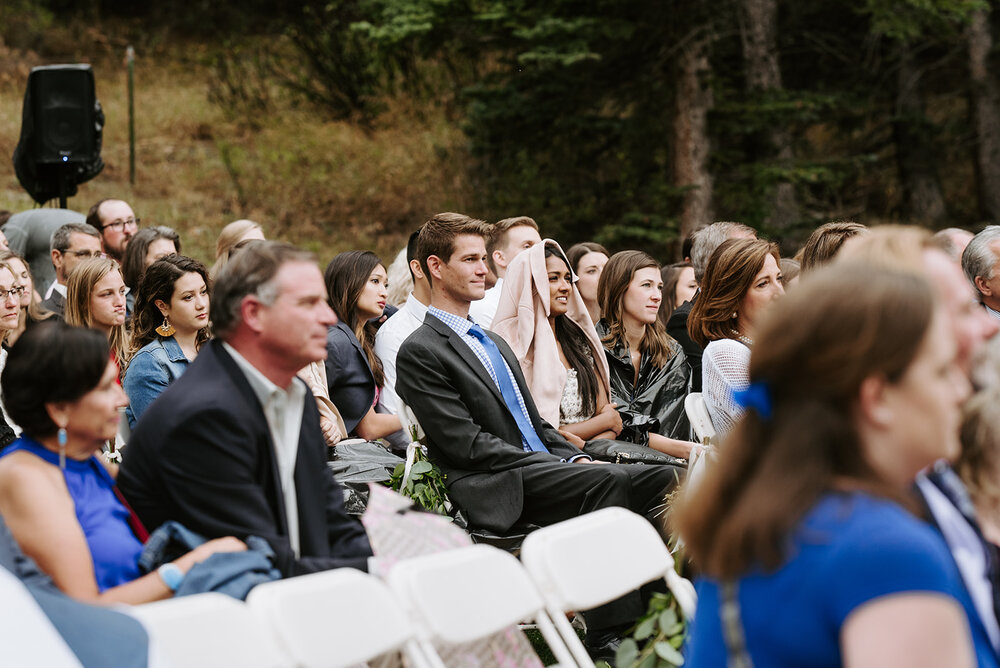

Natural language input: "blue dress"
[686,491,998,667]
[1,437,143,593]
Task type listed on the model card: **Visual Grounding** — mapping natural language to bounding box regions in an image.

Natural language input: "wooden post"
[127,46,135,186]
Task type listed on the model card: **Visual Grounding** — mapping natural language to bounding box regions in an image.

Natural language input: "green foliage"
[388,448,452,515]
[862,0,984,42]
[0,0,53,50]
[615,592,687,668]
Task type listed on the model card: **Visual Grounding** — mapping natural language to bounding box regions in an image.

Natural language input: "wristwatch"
[157,563,184,592]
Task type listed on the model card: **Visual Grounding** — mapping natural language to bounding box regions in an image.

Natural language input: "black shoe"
[585,630,623,663]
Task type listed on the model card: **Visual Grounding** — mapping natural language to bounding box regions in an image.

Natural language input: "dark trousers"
[518,461,683,632]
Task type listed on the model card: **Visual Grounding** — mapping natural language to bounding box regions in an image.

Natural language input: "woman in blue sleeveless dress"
[676,263,994,667]
[0,321,244,604]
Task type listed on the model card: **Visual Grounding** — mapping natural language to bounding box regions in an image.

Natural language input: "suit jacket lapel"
[210,341,289,536]
[425,313,506,405]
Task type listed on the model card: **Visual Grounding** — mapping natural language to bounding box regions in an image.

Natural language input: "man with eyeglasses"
[40,222,104,318]
[85,198,139,263]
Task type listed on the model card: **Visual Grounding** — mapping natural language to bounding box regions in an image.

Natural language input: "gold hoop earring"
[156,317,176,337]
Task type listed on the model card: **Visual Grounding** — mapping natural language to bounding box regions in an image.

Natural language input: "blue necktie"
[468,325,548,453]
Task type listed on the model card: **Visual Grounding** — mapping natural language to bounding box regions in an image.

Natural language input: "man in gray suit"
[396,213,680,659]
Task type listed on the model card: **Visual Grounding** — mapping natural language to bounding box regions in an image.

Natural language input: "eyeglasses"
[63,250,107,259]
[0,285,25,301]
[102,218,140,232]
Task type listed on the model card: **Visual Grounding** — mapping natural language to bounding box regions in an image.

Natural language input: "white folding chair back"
[684,442,716,502]
[247,567,430,668]
[131,592,288,668]
[387,543,578,667]
[685,392,716,444]
[0,568,82,668]
[520,507,697,667]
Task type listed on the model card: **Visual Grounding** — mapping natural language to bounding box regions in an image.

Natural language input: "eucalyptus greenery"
[387,446,451,515]
[612,591,687,668]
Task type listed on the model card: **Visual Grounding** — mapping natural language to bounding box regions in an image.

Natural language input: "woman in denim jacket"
[123,255,210,428]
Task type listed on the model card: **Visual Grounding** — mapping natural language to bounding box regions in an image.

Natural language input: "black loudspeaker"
[12,64,105,206]
[30,65,99,164]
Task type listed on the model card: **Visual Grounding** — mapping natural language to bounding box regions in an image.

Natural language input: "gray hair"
[933,227,973,262]
[211,240,316,339]
[962,225,1000,297]
[50,222,101,253]
[690,221,756,283]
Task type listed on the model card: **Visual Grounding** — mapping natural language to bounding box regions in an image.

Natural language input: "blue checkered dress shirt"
[427,306,535,450]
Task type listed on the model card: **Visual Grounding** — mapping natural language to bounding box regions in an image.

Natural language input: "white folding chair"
[387,543,579,667]
[684,392,716,445]
[131,592,288,668]
[246,567,432,668]
[520,507,697,668]
[0,568,82,668]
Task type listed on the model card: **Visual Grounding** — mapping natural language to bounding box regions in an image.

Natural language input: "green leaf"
[637,651,657,668]
[615,638,639,667]
[658,608,678,632]
[654,641,685,665]
[410,460,433,474]
[634,615,657,640]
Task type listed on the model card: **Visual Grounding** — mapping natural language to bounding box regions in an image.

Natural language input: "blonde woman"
[209,219,265,280]
[65,257,129,374]
[0,250,52,347]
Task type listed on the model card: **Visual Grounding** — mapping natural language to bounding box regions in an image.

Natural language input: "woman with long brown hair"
[122,255,211,428]
[492,240,623,444]
[676,263,985,666]
[689,238,784,435]
[324,251,402,442]
[597,250,696,458]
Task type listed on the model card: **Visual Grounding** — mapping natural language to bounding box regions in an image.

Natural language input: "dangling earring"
[58,427,67,470]
[732,312,738,319]
[156,317,175,337]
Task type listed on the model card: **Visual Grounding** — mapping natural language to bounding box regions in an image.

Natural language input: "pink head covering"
[491,239,611,426]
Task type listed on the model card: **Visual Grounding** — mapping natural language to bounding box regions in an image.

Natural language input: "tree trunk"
[740,0,799,231]
[968,7,1000,223]
[893,43,947,225]
[674,34,714,244]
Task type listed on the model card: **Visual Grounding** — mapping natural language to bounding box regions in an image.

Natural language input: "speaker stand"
[55,162,73,209]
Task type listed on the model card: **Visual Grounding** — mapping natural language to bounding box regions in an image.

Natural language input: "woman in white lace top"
[689,238,784,435]
[492,241,623,445]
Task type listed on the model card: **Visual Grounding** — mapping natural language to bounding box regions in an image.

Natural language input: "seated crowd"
[2,198,1000,667]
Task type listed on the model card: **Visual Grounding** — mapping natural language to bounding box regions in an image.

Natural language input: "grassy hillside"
[0,36,471,266]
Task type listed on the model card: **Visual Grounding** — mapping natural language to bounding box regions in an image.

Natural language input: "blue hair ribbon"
[732,381,772,420]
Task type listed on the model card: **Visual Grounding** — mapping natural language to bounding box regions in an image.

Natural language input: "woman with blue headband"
[676,263,987,667]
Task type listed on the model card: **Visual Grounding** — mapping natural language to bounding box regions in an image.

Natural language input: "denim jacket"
[138,521,280,600]
[123,336,190,428]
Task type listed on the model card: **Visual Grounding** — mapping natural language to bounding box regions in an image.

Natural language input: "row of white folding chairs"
[130,506,696,668]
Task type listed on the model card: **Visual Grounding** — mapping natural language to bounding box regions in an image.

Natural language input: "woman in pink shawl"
[492,240,623,446]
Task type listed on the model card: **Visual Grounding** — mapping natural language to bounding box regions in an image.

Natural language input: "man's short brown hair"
[416,212,491,287]
[486,216,539,274]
